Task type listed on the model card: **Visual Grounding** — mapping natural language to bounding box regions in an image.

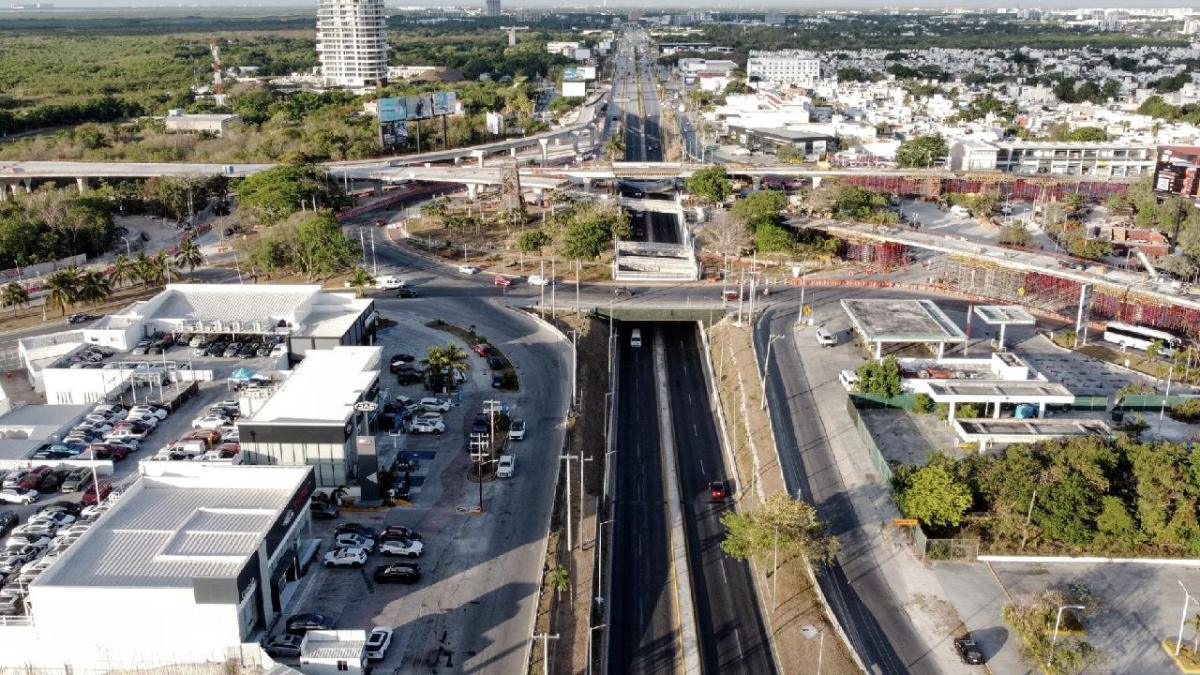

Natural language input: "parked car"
[285,613,336,635]
[322,547,368,569]
[0,512,17,537]
[60,468,93,493]
[80,481,111,506]
[491,374,505,389]
[815,327,837,347]
[395,288,418,298]
[364,627,393,662]
[396,367,421,385]
[336,523,379,540]
[709,480,728,501]
[954,635,985,665]
[37,501,80,516]
[373,562,421,584]
[379,538,423,558]
[130,339,152,355]
[191,415,228,430]
[471,343,492,357]
[263,634,303,658]
[408,418,445,435]
[334,532,375,551]
[487,356,505,370]
[508,420,526,441]
[29,511,74,529]
[457,264,479,275]
[222,343,243,358]
[497,454,515,478]
[418,397,452,412]
[0,489,38,505]
[379,525,422,542]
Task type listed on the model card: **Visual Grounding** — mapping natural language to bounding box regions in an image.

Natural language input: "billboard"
[431,91,457,116]
[1153,145,1200,199]
[486,111,505,135]
[562,66,597,82]
[378,97,406,123]
[562,81,587,98]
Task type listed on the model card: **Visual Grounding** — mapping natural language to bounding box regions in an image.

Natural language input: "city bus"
[1102,321,1183,354]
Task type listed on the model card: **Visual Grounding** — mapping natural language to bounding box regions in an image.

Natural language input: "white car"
[379,538,423,558]
[418,397,452,412]
[191,415,228,430]
[334,532,376,551]
[408,419,445,435]
[457,264,480,275]
[508,420,526,441]
[364,627,393,662]
[322,547,368,569]
[815,328,837,347]
[127,406,168,420]
[0,489,38,505]
[29,511,75,528]
[497,454,515,478]
[6,535,51,551]
[526,274,552,286]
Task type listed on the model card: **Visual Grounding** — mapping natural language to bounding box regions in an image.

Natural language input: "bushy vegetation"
[240,209,359,282]
[1003,590,1103,675]
[685,166,731,204]
[895,133,947,168]
[855,356,903,397]
[233,165,347,226]
[0,187,113,268]
[895,434,1200,556]
[731,189,793,253]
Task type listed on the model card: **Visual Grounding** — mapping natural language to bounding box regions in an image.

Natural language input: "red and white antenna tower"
[210,37,225,105]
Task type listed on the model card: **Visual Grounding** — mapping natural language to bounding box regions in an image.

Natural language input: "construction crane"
[210,37,225,106]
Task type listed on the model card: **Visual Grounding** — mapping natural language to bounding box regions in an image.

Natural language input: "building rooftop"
[926,380,1075,402]
[35,465,311,589]
[146,284,320,330]
[955,418,1112,437]
[973,305,1037,326]
[841,299,968,343]
[302,630,367,660]
[245,346,380,426]
[0,404,89,431]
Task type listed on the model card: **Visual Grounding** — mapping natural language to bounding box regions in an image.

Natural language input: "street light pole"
[1178,581,1193,657]
[560,454,576,550]
[1048,604,1085,667]
[761,333,783,410]
[587,623,607,675]
[119,236,131,257]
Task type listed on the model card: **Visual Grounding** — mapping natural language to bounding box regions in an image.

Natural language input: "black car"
[374,562,421,584]
[380,525,422,542]
[205,342,228,357]
[487,356,505,370]
[491,374,505,388]
[238,343,258,359]
[954,635,985,665]
[395,288,418,299]
[255,344,272,357]
[37,501,81,516]
[285,613,335,635]
[335,523,379,539]
[311,502,339,520]
[263,634,303,657]
[0,512,18,537]
[396,369,421,386]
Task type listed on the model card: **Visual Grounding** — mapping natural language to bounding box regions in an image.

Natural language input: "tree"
[893,453,973,528]
[44,267,81,316]
[174,237,204,273]
[603,134,625,161]
[755,222,796,253]
[720,493,836,563]
[701,209,752,258]
[76,269,111,307]
[423,343,469,393]
[546,566,570,602]
[999,222,1034,248]
[560,203,628,261]
[685,166,731,204]
[233,164,345,226]
[348,266,373,297]
[731,189,787,228]
[290,211,360,281]
[0,282,29,312]
[107,254,138,288]
[518,229,551,254]
[969,192,999,220]
[856,355,903,397]
[895,133,947,168]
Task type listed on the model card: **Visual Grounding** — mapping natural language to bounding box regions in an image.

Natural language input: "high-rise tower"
[316,0,388,88]
[485,0,501,18]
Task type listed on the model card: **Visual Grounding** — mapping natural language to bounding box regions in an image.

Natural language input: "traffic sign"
[354,401,378,412]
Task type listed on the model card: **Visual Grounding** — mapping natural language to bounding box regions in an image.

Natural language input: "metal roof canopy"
[973,305,1036,326]
[926,380,1075,404]
[953,417,1112,452]
[841,298,967,359]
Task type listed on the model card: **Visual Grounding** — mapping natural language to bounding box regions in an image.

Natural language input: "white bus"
[1103,321,1182,354]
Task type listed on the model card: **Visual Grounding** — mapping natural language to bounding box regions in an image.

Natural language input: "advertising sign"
[1153,145,1200,199]
[378,97,406,123]
[406,94,431,120]
[486,111,505,135]
[431,91,457,116]
[562,81,587,98]
[563,67,586,82]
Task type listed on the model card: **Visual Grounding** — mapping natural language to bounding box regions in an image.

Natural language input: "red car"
[88,443,130,461]
[18,466,53,490]
[720,289,741,301]
[214,442,241,459]
[709,481,728,501]
[81,480,112,506]
[493,276,512,287]
[472,343,492,357]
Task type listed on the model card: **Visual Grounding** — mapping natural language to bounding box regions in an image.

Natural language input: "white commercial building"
[747,50,821,88]
[316,0,388,88]
[163,112,241,136]
[948,140,1157,177]
[0,463,316,671]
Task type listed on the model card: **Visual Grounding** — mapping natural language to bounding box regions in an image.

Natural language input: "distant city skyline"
[5,1,1198,10]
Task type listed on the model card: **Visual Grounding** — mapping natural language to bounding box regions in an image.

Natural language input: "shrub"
[912,393,935,414]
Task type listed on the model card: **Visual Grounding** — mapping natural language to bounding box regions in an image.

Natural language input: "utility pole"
[761,334,783,410]
[560,453,577,550]
[551,257,557,319]
[532,633,559,673]
[580,451,593,547]
[471,432,488,513]
[539,259,546,317]
[575,259,581,316]
[370,231,378,277]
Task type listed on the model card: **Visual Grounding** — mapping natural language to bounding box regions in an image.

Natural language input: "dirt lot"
[707,318,860,675]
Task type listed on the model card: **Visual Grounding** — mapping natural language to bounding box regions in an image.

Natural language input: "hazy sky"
[7,1,1197,9]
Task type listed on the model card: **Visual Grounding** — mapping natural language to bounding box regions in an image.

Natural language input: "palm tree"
[546,566,570,602]
[137,252,180,287]
[348,266,373,298]
[0,282,29,313]
[44,267,81,316]
[133,252,156,286]
[174,237,204,274]
[108,254,137,288]
[76,270,112,307]
[441,344,469,381]
[603,134,625,161]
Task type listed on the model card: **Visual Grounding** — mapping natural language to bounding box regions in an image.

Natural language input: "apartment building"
[316,0,388,88]
[949,140,1157,177]
[747,51,821,88]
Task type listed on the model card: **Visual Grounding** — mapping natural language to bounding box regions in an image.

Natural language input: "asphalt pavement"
[663,323,776,675]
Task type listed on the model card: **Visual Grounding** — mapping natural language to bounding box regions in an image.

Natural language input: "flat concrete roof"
[841,298,967,343]
[955,418,1112,437]
[974,305,1037,326]
[246,347,379,426]
[926,380,1075,403]
[0,404,89,430]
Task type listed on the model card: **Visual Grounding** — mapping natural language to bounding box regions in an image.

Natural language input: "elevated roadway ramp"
[613,241,700,282]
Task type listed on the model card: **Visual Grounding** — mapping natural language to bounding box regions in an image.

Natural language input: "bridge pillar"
[812,176,823,189]
[531,188,544,205]
[751,175,761,191]
[75,177,89,194]
[371,181,383,197]
[510,147,517,158]
[0,182,9,203]
[571,132,581,155]
[538,138,549,164]
[467,184,479,201]
[21,180,31,194]
[472,150,486,168]
[453,156,461,166]
[581,177,592,191]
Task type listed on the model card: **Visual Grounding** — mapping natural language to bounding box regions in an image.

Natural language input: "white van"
[375,276,406,289]
[838,369,860,391]
[816,328,837,347]
[630,328,643,348]
[950,204,971,217]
